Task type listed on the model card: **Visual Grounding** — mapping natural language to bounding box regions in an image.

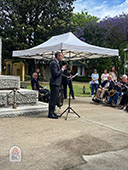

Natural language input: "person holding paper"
[62,65,75,99]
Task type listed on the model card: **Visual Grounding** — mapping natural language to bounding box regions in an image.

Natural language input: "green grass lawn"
[71,82,91,97]
[23,81,91,97]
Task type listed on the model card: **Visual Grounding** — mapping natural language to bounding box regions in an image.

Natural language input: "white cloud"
[73,0,128,19]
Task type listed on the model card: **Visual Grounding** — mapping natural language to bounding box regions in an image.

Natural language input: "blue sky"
[73,0,128,19]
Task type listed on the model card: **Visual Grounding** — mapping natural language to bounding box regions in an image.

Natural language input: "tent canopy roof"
[13,32,119,60]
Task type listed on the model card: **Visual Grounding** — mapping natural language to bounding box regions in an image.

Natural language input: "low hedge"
[74,76,91,82]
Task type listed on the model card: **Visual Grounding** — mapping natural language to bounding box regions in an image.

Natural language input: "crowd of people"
[30,52,128,118]
[91,67,128,112]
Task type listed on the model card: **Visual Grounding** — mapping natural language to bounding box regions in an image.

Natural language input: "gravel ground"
[0,97,128,170]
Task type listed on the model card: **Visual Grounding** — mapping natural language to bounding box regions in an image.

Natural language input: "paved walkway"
[0,97,128,170]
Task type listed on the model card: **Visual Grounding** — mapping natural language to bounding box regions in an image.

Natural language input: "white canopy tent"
[13,32,119,61]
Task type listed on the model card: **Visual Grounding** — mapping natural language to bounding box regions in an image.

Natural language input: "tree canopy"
[0,1,128,76]
[0,0,75,59]
[72,10,98,29]
[75,14,128,75]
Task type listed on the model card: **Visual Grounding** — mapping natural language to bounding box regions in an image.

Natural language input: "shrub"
[74,76,91,82]
[25,74,31,81]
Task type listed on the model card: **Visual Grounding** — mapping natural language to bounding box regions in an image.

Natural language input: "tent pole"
[117,56,119,80]
[52,51,54,60]
[123,49,128,74]
[124,51,126,74]
[69,51,71,58]
[69,51,72,69]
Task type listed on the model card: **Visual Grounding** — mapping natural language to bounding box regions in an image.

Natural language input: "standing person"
[101,69,109,83]
[48,52,66,119]
[68,69,75,99]
[91,69,99,98]
[109,66,117,82]
[62,65,75,99]
[62,63,68,99]
[35,68,41,83]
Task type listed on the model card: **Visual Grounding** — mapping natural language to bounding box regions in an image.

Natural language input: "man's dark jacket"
[62,67,74,85]
[50,60,63,87]
[115,81,128,92]
[101,80,114,91]
[31,78,42,90]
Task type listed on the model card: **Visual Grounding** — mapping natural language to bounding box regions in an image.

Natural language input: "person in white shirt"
[101,69,109,83]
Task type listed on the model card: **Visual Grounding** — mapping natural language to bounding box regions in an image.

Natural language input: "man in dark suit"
[31,72,50,102]
[48,52,66,119]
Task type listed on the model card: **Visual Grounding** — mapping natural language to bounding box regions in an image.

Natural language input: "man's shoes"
[92,98,101,103]
[124,107,128,112]
[92,98,96,102]
[123,106,127,111]
[53,113,60,117]
[112,103,116,107]
[48,114,58,119]
[119,106,124,110]
[106,101,111,105]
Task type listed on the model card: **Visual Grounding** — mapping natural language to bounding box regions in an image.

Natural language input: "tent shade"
[13,32,119,60]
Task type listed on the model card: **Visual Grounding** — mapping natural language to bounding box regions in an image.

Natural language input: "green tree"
[75,14,128,77]
[0,0,75,60]
[72,10,98,29]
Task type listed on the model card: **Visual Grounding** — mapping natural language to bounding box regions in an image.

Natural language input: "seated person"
[120,75,128,110]
[93,75,114,101]
[108,75,128,105]
[31,72,50,102]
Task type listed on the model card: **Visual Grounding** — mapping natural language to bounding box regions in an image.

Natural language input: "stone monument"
[0,75,48,117]
[0,39,48,117]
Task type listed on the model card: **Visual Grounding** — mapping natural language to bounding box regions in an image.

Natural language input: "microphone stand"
[60,76,80,120]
